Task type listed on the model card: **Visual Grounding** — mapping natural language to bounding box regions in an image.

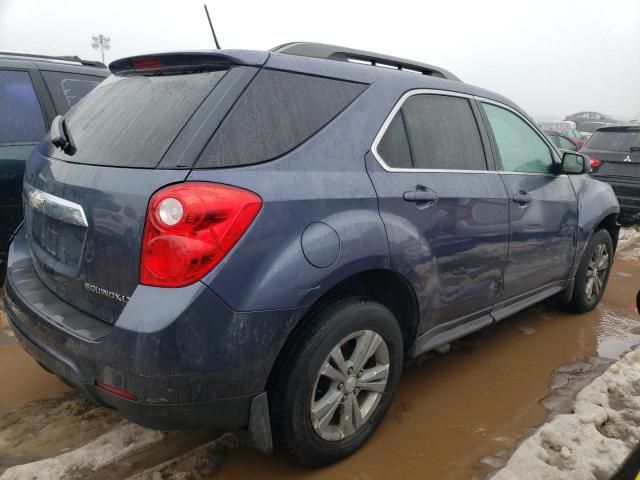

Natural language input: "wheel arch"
[266,268,420,391]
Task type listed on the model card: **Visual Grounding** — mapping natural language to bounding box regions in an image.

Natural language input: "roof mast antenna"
[204,4,221,50]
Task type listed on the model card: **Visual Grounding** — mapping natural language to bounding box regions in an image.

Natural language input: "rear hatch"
[22,53,262,324]
[582,126,640,184]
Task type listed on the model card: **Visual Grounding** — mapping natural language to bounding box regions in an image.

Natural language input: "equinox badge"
[85,283,130,303]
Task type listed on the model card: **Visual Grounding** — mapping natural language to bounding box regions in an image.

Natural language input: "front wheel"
[269,296,403,467]
[567,229,613,313]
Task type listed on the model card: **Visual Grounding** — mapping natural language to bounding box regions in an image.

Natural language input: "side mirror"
[561,151,587,174]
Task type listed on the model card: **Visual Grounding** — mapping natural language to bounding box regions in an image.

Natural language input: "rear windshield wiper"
[50,115,76,155]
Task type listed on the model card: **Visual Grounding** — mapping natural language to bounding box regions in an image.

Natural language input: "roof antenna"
[204,4,221,50]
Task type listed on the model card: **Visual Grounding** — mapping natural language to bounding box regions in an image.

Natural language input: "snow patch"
[492,348,640,480]
[0,422,165,480]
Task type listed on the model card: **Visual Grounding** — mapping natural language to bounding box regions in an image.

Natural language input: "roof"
[0,51,108,75]
[271,42,461,82]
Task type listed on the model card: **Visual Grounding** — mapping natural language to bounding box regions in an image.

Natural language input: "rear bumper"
[593,176,640,212]
[4,228,304,438]
[6,305,254,430]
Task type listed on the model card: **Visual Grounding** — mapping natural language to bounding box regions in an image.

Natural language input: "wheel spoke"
[320,361,346,382]
[358,364,389,384]
[351,331,382,372]
[339,395,357,437]
[585,276,594,298]
[329,346,349,377]
[598,253,609,271]
[311,389,342,429]
[350,394,364,429]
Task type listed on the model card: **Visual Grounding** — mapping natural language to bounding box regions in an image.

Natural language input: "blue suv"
[4,43,620,466]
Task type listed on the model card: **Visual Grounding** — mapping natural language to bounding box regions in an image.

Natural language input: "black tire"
[567,229,613,313]
[269,296,403,467]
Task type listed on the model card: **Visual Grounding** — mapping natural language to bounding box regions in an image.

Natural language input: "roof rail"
[0,51,106,68]
[271,42,460,82]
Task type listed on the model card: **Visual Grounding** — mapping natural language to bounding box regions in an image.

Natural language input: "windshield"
[586,128,640,152]
[53,70,228,168]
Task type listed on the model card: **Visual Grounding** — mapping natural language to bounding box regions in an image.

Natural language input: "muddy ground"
[1,227,639,480]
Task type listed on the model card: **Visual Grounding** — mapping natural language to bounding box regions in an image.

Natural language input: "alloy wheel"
[310,330,390,441]
[585,243,609,301]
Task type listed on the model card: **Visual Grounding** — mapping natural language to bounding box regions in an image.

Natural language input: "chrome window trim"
[24,184,88,228]
[370,88,560,175]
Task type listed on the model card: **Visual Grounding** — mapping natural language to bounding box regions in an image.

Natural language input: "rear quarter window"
[42,71,105,114]
[196,70,367,168]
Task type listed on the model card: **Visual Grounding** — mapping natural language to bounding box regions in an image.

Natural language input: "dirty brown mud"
[1,229,639,480]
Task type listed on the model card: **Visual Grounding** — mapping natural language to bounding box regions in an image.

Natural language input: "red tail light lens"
[140,182,262,287]
[590,157,603,170]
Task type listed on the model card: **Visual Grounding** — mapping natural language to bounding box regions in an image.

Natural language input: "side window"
[0,70,47,144]
[42,71,104,114]
[401,95,487,170]
[376,111,412,169]
[482,103,554,174]
[197,70,367,168]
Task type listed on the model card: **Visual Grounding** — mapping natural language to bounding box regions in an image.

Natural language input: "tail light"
[589,157,603,171]
[140,182,262,287]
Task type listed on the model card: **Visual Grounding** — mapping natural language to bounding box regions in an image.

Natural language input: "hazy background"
[1,0,638,120]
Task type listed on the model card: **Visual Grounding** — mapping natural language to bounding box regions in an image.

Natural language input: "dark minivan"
[4,43,620,466]
[582,124,640,212]
[0,52,108,281]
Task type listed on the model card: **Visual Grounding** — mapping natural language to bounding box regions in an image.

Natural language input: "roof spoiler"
[272,42,460,82]
[0,51,106,68]
[109,50,268,75]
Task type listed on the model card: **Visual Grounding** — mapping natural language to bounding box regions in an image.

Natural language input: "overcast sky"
[1,0,638,120]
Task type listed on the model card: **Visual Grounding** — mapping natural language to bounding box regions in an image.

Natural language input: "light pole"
[91,34,111,64]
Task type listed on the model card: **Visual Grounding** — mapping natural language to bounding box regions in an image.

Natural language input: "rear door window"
[586,129,640,152]
[482,103,554,173]
[0,70,46,144]
[376,94,487,171]
[42,71,105,113]
[196,70,367,168]
[55,70,228,168]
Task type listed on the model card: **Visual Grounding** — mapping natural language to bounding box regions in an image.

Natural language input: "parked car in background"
[538,121,586,148]
[565,111,619,135]
[0,52,108,283]
[544,129,580,151]
[581,124,640,212]
[4,43,620,466]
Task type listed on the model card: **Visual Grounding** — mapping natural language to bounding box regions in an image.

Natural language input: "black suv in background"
[582,124,640,213]
[0,52,108,281]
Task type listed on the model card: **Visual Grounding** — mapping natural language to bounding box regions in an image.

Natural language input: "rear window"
[42,71,104,114]
[196,70,367,168]
[0,70,46,144]
[56,70,227,167]
[586,129,640,152]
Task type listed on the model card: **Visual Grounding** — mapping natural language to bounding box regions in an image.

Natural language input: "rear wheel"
[269,296,403,467]
[567,229,613,313]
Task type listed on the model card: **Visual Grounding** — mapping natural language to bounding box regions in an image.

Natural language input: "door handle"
[403,190,438,203]
[512,192,532,205]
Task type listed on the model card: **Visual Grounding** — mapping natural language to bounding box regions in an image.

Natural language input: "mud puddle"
[0,299,70,418]
[214,259,640,480]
